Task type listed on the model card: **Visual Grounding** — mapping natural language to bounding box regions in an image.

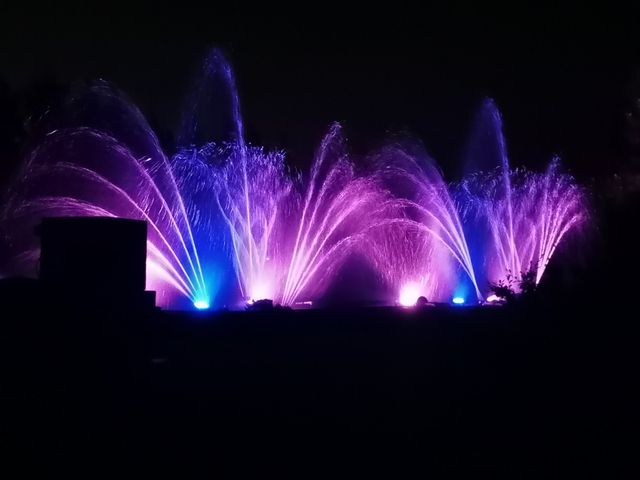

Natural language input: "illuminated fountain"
[211,142,297,303]
[216,123,399,306]
[459,160,588,289]
[457,99,589,291]
[0,50,589,310]
[360,99,588,305]
[364,142,481,305]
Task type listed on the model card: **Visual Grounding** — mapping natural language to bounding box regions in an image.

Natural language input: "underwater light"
[193,300,210,310]
[249,281,272,303]
[399,282,421,307]
[452,296,465,305]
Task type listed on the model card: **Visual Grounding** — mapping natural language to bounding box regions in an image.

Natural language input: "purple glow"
[362,144,481,303]
[2,126,210,308]
[398,281,422,307]
[458,99,589,289]
[216,123,398,305]
[461,162,587,287]
[0,54,590,310]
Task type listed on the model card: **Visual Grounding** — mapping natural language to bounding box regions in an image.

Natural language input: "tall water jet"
[213,143,297,303]
[459,98,589,290]
[178,49,246,149]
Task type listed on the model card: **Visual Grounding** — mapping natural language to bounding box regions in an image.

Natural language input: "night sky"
[1,4,639,182]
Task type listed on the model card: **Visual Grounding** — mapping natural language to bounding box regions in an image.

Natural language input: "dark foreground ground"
[0,296,636,477]
[1,194,638,477]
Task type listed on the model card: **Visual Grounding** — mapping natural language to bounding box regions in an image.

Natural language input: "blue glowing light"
[193,300,210,310]
[452,296,465,305]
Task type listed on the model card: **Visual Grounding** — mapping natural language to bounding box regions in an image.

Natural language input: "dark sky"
[1,3,639,180]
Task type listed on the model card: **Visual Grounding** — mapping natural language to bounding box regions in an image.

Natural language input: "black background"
[1,3,639,181]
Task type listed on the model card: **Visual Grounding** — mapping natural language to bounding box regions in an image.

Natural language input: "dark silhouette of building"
[36,216,154,309]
